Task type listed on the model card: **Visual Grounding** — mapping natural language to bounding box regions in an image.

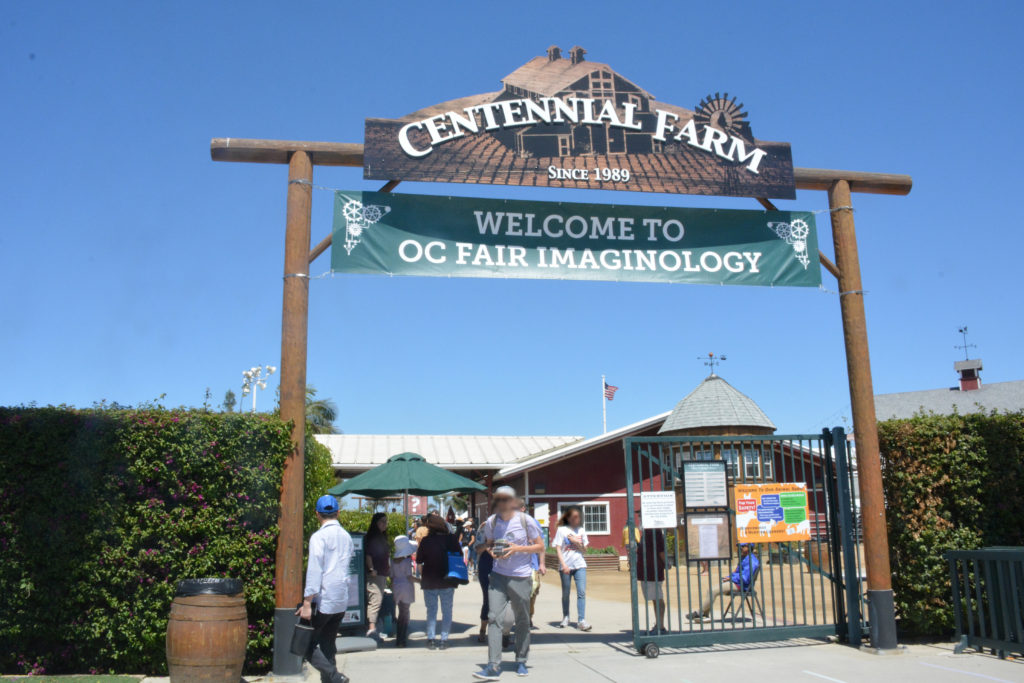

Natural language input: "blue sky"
[2,1,1021,437]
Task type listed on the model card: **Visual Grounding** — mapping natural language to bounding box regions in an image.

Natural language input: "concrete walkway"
[303,572,1024,683]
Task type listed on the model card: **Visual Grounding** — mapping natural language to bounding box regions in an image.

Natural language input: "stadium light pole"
[241,365,277,413]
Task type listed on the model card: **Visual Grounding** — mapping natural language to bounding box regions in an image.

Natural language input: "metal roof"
[658,374,777,433]
[501,55,654,99]
[498,411,671,477]
[875,380,1024,420]
[315,434,582,473]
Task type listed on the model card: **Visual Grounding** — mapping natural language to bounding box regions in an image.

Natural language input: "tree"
[305,386,339,434]
[222,389,237,413]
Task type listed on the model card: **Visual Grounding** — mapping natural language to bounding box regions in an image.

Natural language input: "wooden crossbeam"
[209,138,913,195]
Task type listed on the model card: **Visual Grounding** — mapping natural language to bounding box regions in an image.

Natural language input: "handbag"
[446,551,470,585]
[289,620,316,657]
[289,601,317,657]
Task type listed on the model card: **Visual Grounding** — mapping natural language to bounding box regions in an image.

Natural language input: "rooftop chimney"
[569,45,586,65]
[954,358,983,391]
[547,45,562,62]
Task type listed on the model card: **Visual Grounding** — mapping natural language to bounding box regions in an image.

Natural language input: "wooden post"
[827,179,897,649]
[272,150,312,674]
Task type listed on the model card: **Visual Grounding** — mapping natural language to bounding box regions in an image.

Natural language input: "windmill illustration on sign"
[766,219,811,269]
[341,198,391,254]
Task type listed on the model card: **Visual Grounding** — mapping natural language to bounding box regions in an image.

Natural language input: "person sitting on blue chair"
[688,543,760,621]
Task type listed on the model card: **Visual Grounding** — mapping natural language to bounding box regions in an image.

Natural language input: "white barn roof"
[875,380,1024,420]
[659,374,776,433]
[315,434,582,473]
[498,411,670,477]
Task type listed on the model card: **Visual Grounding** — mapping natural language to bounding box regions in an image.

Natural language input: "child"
[390,534,418,648]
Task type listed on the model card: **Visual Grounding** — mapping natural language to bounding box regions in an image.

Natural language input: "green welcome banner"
[330,191,821,287]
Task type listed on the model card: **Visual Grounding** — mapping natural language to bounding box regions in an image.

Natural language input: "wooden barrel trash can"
[167,578,247,683]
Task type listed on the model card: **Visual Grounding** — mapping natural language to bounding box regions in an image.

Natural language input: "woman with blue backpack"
[415,511,462,649]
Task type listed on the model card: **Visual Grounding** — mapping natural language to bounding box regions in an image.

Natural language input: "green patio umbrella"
[327,452,486,527]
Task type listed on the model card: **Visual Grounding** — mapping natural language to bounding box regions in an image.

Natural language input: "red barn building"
[318,373,836,566]
[490,373,831,560]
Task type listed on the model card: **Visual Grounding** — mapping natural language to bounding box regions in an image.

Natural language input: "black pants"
[305,611,344,683]
[478,552,493,622]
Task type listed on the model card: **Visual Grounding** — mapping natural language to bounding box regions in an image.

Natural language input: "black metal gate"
[624,428,865,657]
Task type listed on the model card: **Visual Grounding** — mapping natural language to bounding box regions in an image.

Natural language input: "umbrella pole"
[404,489,409,535]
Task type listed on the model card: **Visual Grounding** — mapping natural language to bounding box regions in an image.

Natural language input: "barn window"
[589,69,614,97]
[558,136,571,156]
[558,501,610,535]
[722,448,772,481]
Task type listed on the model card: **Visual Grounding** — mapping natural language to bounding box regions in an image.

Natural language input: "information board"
[339,532,367,630]
[640,491,678,529]
[683,460,729,508]
[685,511,732,561]
[734,483,812,543]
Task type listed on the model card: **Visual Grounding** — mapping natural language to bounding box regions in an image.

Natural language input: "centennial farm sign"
[364,46,796,199]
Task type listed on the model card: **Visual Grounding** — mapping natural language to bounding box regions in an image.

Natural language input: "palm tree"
[305,386,339,434]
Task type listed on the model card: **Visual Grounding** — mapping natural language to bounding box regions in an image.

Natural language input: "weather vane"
[702,352,727,374]
[955,326,977,361]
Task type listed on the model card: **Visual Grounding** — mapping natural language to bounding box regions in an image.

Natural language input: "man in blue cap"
[689,542,760,621]
[297,495,353,683]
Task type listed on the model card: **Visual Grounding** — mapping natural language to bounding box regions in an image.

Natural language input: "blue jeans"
[423,587,454,640]
[560,567,587,620]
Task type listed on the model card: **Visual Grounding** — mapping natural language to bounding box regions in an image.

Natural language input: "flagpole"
[602,374,607,434]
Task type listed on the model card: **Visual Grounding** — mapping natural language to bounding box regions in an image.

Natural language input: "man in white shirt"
[297,495,353,683]
[474,486,544,680]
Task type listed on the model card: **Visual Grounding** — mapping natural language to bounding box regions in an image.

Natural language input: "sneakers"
[426,639,437,650]
[330,674,349,683]
[516,663,529,677]
[438,639,449,650]
[686,611,703,622]
[557,616,569,628]
[473,666,501,681]
[577,620,592,632]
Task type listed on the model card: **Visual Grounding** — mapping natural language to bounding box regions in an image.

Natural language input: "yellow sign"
[734,482,811,543]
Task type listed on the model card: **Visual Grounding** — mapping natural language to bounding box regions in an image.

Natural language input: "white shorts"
[641,580,663,601]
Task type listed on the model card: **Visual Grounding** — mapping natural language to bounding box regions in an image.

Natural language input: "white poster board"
[640,491,678,529]
[533,502,549,527]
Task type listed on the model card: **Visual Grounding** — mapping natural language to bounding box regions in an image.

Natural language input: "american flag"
[604,381,619,401]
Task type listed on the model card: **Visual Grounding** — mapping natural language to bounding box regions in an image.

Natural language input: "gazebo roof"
[658,374,776,433]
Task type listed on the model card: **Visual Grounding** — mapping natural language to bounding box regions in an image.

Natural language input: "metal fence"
[624,430,862,657]
[946,547,1024,659]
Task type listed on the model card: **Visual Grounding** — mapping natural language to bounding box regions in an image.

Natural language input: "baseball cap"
[316,495,339,514]
[493,485,517,499]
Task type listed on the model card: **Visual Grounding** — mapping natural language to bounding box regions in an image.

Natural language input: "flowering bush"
[0,407,335,675]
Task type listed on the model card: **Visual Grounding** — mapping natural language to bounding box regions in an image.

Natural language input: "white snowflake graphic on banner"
[341,199,391,254]
[767,219,811,269]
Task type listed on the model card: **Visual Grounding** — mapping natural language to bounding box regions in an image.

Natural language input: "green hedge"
[879,410,1024,635]
[0,407,339,675]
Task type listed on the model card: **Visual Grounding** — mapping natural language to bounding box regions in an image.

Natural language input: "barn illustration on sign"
[363,46,796,198]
